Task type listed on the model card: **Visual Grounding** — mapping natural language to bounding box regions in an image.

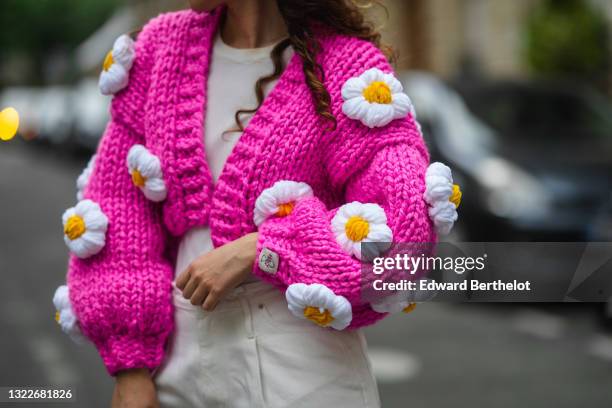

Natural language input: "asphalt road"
[1,140,611,408]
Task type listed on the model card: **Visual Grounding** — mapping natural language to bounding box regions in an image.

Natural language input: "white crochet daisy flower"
[331,202,393,260]
[423,162,462,235]
[286,283,352,330]
[253,180,313,226]
[76,154,97,201]
[99,34,135,95]
[62,199,108,259]
[372,293,416,314]
[53,285,85,344]
[127,144,167,202]
[341,67,414,128]
[371,279,436,314]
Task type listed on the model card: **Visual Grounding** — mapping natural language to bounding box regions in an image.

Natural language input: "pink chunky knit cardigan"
[67,8,435,375]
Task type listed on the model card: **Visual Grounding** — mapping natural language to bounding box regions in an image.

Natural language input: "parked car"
[0,78,109,151]
[401,72,612,241]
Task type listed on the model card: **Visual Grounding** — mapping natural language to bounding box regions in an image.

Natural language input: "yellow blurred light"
[0,107,19,141]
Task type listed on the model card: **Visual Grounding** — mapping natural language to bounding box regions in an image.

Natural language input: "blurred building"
[78,0,612,87]
[382,0,612,84]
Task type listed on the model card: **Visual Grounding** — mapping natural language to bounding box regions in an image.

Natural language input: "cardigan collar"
[151,8,305,241]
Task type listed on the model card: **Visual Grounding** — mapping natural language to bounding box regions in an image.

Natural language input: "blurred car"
[1,78,109,151]
[401,72,612,241]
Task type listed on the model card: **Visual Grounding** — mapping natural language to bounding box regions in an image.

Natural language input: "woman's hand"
[111,369,158,408]
[176,232,258,311]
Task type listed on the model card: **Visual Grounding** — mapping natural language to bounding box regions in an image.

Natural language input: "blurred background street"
[1,0,612,406]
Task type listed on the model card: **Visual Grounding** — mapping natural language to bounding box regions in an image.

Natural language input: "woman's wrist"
[237,232,258,266]
[112,368,158,408]
[116,368,151,381]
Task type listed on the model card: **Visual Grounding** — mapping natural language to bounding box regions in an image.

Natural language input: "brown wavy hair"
[230,0,392,133]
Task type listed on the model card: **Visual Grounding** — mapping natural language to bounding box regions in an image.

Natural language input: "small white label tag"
[259,247,279,275]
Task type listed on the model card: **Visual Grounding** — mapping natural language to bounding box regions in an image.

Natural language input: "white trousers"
[154,280,381,408]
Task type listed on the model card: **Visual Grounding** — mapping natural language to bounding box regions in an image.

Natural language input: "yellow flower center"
[363,81,392,104]
[103,51,114,71]
[55,311,60,323]
[303,306,335,327]
[131,169,146,187]
[276,201,295,217]
[345,216,370,242]
[64,215,86,241]
[402,303,417,314]
[450,184,462,208]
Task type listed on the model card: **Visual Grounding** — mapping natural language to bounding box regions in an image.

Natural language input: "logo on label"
[259,248,279,275]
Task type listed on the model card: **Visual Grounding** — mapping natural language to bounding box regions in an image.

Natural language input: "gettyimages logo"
[372,252,487,275]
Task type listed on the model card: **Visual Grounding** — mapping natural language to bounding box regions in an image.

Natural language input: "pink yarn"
[67,8,435,375]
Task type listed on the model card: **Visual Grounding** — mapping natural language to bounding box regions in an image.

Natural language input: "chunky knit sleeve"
[65,17,174,376]
[252,38,436,330]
